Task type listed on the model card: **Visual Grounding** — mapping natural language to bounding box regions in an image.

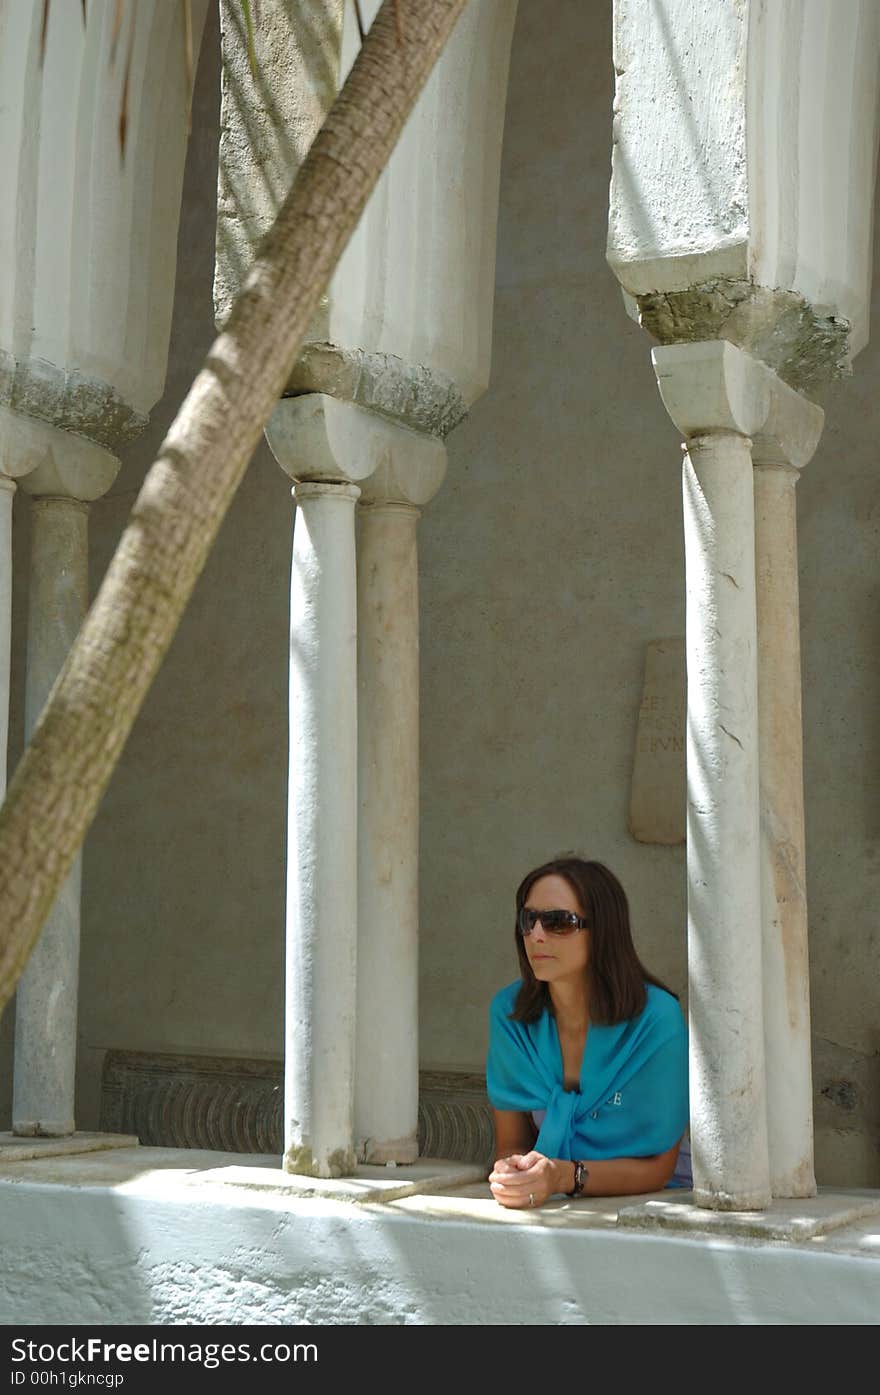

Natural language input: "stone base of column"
[283,1143,358,1180]
[691,1185,774,1213]
[619,1191,880,1241]
[0,1132,139,1162]
[11,1122,75,1140]
[360,1133,419,1166]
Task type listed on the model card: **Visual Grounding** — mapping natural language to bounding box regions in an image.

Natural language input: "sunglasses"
[516,907,589,937]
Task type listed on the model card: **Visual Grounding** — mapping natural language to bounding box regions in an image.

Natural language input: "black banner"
[2,1327,557,1390]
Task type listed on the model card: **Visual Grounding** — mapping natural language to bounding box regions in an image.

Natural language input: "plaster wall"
[418,0,691,1079]
[418,0,880,1185]
[0,1155,878,1326]
[2,2,877,1187]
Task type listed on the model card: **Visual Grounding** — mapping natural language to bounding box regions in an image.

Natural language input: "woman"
[487,855,689,1209]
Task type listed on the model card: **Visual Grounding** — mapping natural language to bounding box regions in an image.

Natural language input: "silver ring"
[528,1192,535,1207]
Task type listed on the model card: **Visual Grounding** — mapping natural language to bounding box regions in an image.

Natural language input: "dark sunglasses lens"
[542,911,573,934]
[518,908,581,935]
[517,907,536,934]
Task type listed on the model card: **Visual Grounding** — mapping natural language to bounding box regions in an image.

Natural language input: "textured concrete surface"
[0,1148,877,1324]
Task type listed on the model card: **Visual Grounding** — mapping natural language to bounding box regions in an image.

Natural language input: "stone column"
[13,499,89,1135]
[355,423,446,1164]
[751,385,823,1198]
[266,395,375,1177]
[267,396,448,1172]
[355,502,420,1163]
[653,340,772,1210]
[0,476,15,796]
[0,409,119,1137]
[243,3,518,1172]
[0,0,206,1140]
[285,479,360,1178]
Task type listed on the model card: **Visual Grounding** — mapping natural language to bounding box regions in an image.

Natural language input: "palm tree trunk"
[0,0,467,1010]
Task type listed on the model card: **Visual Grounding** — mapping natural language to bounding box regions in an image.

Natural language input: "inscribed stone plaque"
[629,638,685,845]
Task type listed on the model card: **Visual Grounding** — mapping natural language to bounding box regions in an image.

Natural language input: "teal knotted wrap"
[486,980,689,1161]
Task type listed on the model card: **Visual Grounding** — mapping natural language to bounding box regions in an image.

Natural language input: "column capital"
[750,374,824,472]
[0,405,119,501]
[266,393,447,506]
[356,414,446,511]
[652,341,771,439]
[266,395,376,485]
[652,341,824,469]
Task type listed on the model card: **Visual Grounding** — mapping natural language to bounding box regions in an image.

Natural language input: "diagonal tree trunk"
[0,0,467,1011]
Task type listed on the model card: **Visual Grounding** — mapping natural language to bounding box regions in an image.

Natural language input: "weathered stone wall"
[1,0,877,1185]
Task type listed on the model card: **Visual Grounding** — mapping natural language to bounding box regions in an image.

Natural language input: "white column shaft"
[0,478,15,795]
[285,481,360,1177]
[754,463,816,1198]
[355,503,420,1163]
[13,497,88,1136]
[683,432,771,1210]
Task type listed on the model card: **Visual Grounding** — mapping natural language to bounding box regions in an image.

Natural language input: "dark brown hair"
[510,854,677,1025]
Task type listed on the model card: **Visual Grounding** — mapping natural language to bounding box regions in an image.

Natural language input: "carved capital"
[751,373,824,471]
[356,417,446,510]
[266,393,446,506]
[266,394,380,485]
[0,405,120,501]
[652,340,824,471]
[652,340,771,439]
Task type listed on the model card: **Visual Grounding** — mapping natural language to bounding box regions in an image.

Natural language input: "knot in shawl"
[486,981,688,1161]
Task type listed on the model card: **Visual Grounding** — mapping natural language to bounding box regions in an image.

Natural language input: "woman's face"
[521,873,590,987]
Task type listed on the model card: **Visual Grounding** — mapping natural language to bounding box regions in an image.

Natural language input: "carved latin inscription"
[629,638,686,845]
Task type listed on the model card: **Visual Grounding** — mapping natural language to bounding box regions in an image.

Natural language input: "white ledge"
[1,1147,878,1323]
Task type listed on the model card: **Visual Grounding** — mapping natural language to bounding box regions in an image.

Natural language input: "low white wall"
[0,1162,878,1325]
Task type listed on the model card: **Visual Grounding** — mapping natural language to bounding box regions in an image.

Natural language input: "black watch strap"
[567,1160,588,1197]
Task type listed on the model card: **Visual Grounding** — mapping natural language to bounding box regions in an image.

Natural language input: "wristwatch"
[567,1160,589,1197]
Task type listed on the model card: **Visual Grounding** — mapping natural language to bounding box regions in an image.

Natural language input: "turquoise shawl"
[486,980,689,1161]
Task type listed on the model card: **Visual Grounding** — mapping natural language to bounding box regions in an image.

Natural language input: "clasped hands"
[488,1150,560,1209]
